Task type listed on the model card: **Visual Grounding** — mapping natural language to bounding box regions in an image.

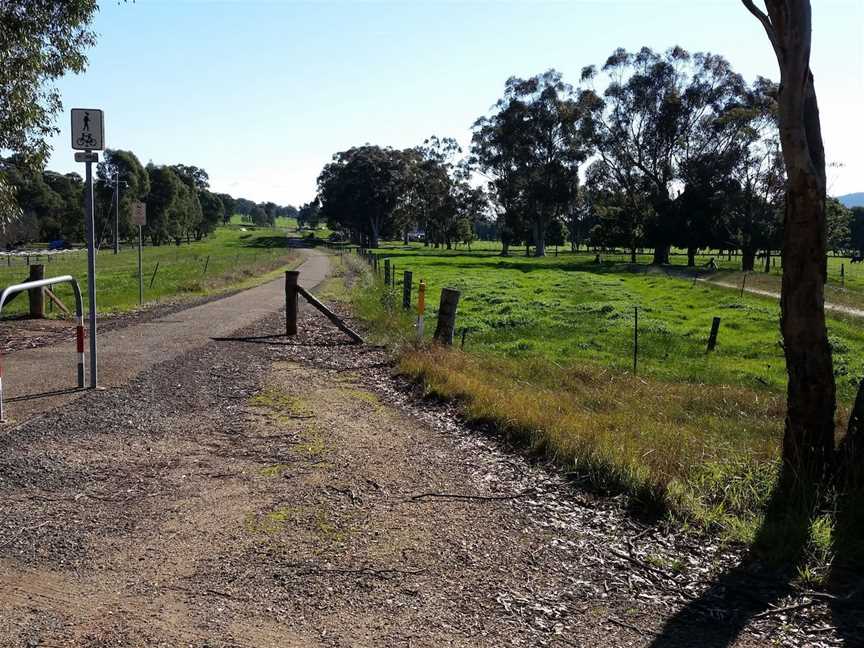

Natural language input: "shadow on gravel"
[211,334,356,348]
[647,467,863,646]
[6,386,85,403]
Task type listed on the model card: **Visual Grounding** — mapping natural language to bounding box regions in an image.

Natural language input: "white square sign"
[131,201,147,226]
[71,108,104,151]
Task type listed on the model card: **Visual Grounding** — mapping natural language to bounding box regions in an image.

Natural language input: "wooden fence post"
[434,288,461,345]
[384,259,390,286]
[28,264,44,318]
[285,270,300,336]
[706,316,721,352]
[402,271,413,310]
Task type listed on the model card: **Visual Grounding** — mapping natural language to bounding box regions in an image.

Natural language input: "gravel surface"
[0,298,860,646]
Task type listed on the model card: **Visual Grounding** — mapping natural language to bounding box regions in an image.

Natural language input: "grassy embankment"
[330,243,864,575]
[0,226,301,317]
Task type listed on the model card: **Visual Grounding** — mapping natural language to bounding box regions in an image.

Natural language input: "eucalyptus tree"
[742,0,837,481]
[580,47,748,264]
[317,145,408,247]
[144,165,180,246]
[473,70,587,257]
[0,1,98,225]
[96,149,150,243]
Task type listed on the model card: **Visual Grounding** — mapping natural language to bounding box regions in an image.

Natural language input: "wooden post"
[633,306,638,374]
[384,259,390,286]
[417,279,426,341]
[28,264,44,318]
[391,263,396,288]
[841,263,845,287]
[402,271,413,309]
[434,288,461,345]
[285,270,299,336]
[706,316,721,352]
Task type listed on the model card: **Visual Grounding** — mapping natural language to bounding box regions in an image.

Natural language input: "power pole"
[114,172,120,254]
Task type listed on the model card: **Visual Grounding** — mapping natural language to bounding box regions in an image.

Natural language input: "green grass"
[338,244,864,566]
[0,227,301,317]
[367,243,864,402]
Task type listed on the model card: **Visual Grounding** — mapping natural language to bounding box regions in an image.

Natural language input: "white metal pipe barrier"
[0,275,86,421]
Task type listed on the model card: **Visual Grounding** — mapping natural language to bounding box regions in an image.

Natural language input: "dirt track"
[0,259,859,647]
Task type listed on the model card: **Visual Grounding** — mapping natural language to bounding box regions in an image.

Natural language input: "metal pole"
[84,157,98,388]
[138,224,143,305]
[114,173,120,255]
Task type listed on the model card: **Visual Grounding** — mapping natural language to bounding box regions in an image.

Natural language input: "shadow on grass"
[646,467,863,646]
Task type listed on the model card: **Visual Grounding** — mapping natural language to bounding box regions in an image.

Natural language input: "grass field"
[0,226,300,317]
[336,243,864,566]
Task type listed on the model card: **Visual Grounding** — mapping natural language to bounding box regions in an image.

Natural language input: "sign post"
[72,108,104,388]
[131,201,147,305]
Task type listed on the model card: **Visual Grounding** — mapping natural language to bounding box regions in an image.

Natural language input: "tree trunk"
[742,248,756,272]
[745,0,836,481]
[764,249,772,273]
[630,245,637,264]
[534,221,546,257]
[781,162,835,478]
[501,241,510,257]
[652,244,669,265]
[687,247,697,268]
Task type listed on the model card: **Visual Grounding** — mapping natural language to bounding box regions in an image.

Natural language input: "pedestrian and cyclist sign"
[71,108,104,150]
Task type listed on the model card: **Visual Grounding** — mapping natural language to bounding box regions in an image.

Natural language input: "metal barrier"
[0,275,86,420]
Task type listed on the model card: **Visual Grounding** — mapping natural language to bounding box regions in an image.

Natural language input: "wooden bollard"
[28,264,44,318]
[285,270,300,336]
[433,288,461,345]
[706,316,721,352]
[402,271,413,310]
[384,259,391,285]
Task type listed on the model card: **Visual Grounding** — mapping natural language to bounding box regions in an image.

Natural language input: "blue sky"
[46,0,863,205]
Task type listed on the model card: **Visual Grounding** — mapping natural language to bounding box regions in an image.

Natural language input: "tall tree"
[580,47,747,264]
[318,145,408,247]
[742,0,835,481]
[473,70,587,257]
[0,1,98,227]
[144,164,180,246]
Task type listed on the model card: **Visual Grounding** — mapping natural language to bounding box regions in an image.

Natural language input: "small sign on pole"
[131,201,147,226]
[71,109,105,151]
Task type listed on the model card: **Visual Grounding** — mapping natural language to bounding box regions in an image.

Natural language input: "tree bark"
[742,248,756,272]
[764,249,772,273]
[744,0,836,481]
[687,247,697,268]
[652,244,670,265]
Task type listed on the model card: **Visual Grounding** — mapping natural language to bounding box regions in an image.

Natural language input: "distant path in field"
[0,245,330,427]
[701,277,864,319]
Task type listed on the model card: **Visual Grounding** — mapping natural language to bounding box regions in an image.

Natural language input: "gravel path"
[0,247,328,426]
[0,289,858,646]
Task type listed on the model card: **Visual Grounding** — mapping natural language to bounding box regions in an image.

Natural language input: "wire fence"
[331,243,864,401]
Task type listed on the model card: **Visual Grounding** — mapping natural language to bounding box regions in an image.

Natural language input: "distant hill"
[838,193,864,208]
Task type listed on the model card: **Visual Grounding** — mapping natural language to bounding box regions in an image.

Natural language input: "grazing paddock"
[342,245,864,558]
[0,227,300,318]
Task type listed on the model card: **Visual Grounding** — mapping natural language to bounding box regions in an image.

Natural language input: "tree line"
[0,150,296,248]
[317,46,860,271]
